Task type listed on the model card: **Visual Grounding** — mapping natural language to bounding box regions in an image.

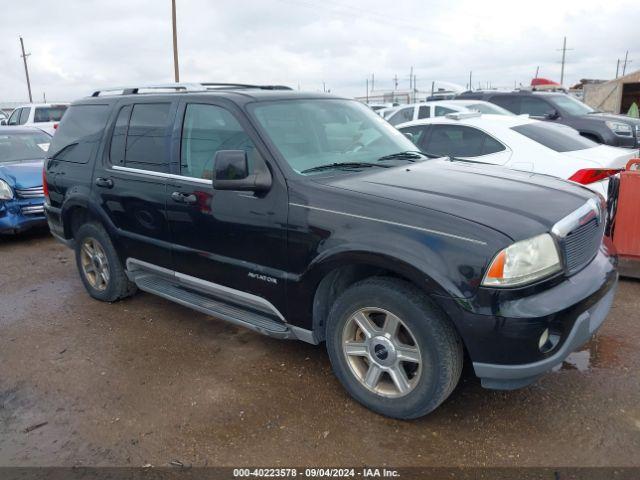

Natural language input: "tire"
[74,222,137,302]
[326,277,463,419]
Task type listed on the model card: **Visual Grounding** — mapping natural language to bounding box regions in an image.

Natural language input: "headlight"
[605,121,632,136]
[482,233,561,287]
[0,179,14,200]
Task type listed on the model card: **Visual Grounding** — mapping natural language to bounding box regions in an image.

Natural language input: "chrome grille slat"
[20,204,45,215]
[560,217,603,274]
[16,187,44,199]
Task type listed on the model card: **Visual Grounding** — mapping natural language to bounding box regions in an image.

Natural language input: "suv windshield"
[511,122,597,152]
[0,131,51,162]
[250,99,418,174]
[548,95,595,116]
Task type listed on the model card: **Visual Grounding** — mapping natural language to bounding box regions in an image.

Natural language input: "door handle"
[171,191,197,204]
[95,177,114,188]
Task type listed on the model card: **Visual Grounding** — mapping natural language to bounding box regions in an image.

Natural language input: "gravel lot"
[1,229,639,467]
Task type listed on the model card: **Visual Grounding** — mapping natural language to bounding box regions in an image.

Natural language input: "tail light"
[53,123,59,130]
[568,168,622,185]
[42,165,49,199]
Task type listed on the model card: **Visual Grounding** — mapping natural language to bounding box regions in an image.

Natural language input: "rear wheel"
[326,277,463,419]
[74,223,136,302]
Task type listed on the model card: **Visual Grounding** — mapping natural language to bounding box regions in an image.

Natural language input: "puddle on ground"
[554,335,624,372]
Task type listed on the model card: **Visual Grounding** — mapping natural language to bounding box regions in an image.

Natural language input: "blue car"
[0,126,51,234]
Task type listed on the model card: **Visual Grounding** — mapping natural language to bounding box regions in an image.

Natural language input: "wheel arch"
[303,251,453,343]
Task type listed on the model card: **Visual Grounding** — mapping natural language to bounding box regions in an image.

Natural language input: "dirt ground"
[1,229,639,468]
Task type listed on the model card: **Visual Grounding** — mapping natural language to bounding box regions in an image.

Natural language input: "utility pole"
[468,71,472,91]
[622,51,632,76]
[616,59,620,79]
[171,0,180,82]
[557,36,572,86]
[409,66,413,92]
[19,36,33,103]
[393,74,398,91]
[371,73,375,92]
[366,78,369,103]
[322,81,326,93]
[535,66,539,78]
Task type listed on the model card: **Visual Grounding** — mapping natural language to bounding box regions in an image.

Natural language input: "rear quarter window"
[49,104,110,163]
[34,105,68,123]
[511,122,597,152]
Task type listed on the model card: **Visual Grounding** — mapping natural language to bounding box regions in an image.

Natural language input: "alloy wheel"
[80,237,110,292]
[342,307,422,398]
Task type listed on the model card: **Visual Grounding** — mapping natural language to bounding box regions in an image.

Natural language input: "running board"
[126,260,294,340]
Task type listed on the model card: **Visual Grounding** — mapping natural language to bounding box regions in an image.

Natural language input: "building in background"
[583,70,640,115]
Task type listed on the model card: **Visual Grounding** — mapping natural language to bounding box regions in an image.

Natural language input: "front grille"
[21,204,45,215]
[15,187,44,198]
[560,217,603,274]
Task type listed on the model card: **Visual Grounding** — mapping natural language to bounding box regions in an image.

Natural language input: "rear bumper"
[473,281,616,389]
[0,199,46,234]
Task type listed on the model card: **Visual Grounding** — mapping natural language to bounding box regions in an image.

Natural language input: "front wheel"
[326,277,463,419]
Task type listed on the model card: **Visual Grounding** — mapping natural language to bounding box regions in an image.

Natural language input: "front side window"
[49,104,109,163]
[18,107,30,125]
[124,103,171,172]
[398,125,429,148]
[34,105,68,123]
[250,99,416,174]
[181,104,260,179]
[490,95,521,114]
[512,122,597,152]
[434,106,455,117]
[423,125,505,158]
[520,97,556,117]
[0,132,51,163]
[387,107,415,126]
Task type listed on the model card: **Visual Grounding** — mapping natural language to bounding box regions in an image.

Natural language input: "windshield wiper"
[301,162,390,174]
[376,150,426,162]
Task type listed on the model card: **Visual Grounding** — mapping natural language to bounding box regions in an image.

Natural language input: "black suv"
[456,90,640,148]
[44,83,617,419]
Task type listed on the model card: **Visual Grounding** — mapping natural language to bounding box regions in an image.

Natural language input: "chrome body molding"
[288,203,488,245]
[111,165,212,185]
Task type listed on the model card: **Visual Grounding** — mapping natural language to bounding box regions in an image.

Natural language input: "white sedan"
[397,112,639,197]
[385,100,513,126]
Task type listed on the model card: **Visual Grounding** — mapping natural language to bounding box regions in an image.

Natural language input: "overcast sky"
[1,0,638,102]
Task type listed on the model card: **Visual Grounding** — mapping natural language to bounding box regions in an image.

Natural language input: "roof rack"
[90,83,292,97]
[445,111,482,120]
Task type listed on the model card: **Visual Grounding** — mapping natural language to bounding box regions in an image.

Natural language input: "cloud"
[0,0,637,102]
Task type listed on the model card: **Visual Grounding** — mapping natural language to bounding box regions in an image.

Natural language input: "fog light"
[538,328,550,351]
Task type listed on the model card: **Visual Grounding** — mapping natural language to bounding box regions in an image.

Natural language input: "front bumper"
[473,281,616,389]
[434,246,618,389]
[0,198,46,234]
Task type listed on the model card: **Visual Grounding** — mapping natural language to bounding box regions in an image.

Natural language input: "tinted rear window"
[34,105,67,123]
[49,104,109,163]
[512,122,597,152]
[124,103,172,172]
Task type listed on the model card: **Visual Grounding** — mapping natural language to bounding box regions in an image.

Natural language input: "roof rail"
[91,83,292,97]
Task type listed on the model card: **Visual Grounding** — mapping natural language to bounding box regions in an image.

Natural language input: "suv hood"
[579,112,640,127]
[0,159,44,189]
[315,159,596,241]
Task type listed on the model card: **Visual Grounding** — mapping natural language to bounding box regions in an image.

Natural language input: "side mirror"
[212,150,272,192]
[544,109,560,120]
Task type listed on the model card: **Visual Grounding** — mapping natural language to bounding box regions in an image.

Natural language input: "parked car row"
[33,83,617,420]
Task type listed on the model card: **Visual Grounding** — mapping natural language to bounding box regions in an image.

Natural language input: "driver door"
[165,100,289,310]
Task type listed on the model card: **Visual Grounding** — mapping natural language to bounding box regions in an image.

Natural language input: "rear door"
[93,100,177,269]
[165,100,288,310]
